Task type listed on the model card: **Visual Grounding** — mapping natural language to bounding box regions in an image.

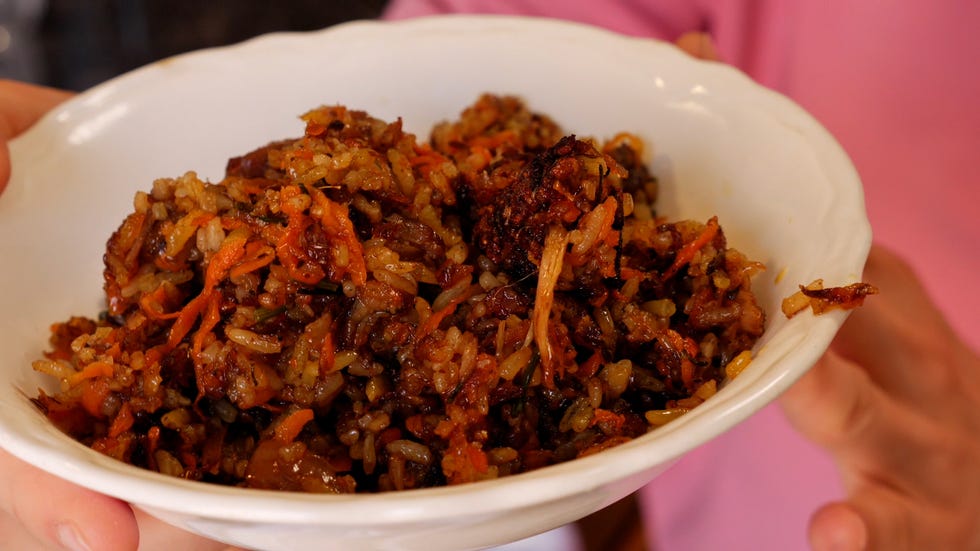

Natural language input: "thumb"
[807,502,868,551]
[780,348,936,550]
[0,448,139,550]
[0,79,74,193]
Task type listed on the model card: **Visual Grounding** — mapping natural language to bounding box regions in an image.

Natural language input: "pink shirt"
[385,2,980,549]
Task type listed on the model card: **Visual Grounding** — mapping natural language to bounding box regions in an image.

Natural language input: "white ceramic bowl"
[0,15,870,551]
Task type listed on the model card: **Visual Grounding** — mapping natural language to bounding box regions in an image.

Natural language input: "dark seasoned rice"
[31,94,766,493]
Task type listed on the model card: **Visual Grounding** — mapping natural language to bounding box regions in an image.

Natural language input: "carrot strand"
[663,216,719,280]
[68,361,114,386]
[416,285,477,340]
[274,408,315,443]
[308,185,367,286]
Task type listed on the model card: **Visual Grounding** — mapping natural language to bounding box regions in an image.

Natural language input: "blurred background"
[0,0,388,89]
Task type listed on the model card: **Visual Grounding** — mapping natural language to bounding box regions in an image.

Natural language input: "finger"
[837,245,962,373]
[0,448,139,551]
[807,502,868,551]
[674,31,721,61]
[815,485,977,551]
[779,349,944,493]
[845,489,916,551]
[0,79,73,140]
[0,79,74,192]
[830,245,980,421]
[810,493,913,551]
[1,509,60,550]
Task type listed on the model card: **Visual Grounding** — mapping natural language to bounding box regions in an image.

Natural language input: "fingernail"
[56,522,92,551]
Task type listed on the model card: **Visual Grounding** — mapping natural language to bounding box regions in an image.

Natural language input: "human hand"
[0,79,73,192]
[780,245,980,550]
[669,35,980,550]
[0,448,240,550]
[0,447,141,550]
[0,79,242,551]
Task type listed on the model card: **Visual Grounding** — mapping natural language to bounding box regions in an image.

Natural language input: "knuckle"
[829,374,878,447]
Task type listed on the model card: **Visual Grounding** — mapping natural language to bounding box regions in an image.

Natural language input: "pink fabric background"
[385,1,980,549]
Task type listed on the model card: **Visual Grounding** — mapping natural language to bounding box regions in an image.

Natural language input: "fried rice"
[31,94,766,493]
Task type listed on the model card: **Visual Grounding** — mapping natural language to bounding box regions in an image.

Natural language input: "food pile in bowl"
[30,94,768,493]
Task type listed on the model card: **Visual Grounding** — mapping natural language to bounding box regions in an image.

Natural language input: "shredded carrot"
[139,284,180,320]
[274,408,315,443]
[680,358,695,388]
[416,285,477,340]
[144,346,164,366]
[411,144,452,177]
[433,418,456,439]
[146,426,161,457]
[204,229,249,288]
[186,294,224,399]
[241,364,279,409]
[276,234,325,284]
[192,292,223,357]
[590,408,626,432]
[277,185,327,284]
[305,121,327,137]
[166,292,208,349]
[660,329,698,389]
[68,361,114,386]
[378,427,403,448]
[308,185,367,286]
[577,350,604,379]
[229,241,275,279]
[104,342,121,360]
[619,266,646,280]
[441,431,490,484]
[78,379,111,417]
[405,414,425,438]
[663,216,720,280]
[108,403,134,438]
[466,443,489,474]
[166,229,248,353]
[464,146,493,172]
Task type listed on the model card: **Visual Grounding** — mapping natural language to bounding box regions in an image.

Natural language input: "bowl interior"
[0,14,870,550]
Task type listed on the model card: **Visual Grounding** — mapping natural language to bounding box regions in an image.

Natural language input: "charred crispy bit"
[782,279,880,317]
[472,136,625,278]
[800,281,879,314]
